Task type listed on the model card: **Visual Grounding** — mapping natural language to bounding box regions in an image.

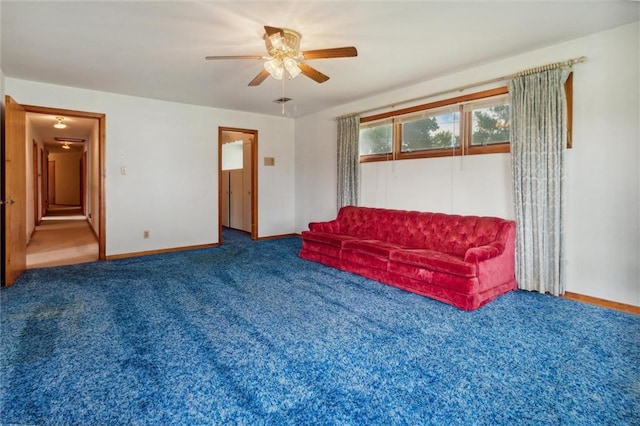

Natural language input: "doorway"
[3,99,106,285]
[218,127,257,242]
[24,106,105,269]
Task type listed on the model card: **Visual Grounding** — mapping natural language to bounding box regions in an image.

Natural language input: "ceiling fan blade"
[205,55,264,60]
[264,26,285,37]
[298,63,330,83]
[302,47,358,60]
[248,69,270,86]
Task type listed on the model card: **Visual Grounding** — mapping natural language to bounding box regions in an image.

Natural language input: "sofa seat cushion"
[342,250,388,271]
[389,249,477,277]
[342,240,405,258]
[300,231,360,248]
[388,263,479,295]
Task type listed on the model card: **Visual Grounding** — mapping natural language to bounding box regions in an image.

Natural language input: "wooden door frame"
[40,148,46,217]
[80,152,86,216]
[218,126,258,242]
[32,141,39,228]
[23,104,106,260]
[48,161,56,206]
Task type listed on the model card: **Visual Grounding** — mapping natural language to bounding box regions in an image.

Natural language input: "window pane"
[471,104,510,146]
[401,111,460,153]
[359,123,392,155]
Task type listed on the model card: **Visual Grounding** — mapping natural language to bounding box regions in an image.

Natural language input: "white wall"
[295,22,640,306]
[5,79,296,255]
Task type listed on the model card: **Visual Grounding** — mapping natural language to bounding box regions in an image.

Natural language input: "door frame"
[32,141,39,229]
[218,126,258,242]
[23,104,106,261]
[40,147,46,218]
[80,152,87,216]
[48,160,56,206]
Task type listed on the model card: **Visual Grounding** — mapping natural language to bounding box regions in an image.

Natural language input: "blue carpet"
[1,229,639,425]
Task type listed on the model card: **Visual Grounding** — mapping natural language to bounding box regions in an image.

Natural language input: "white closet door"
[242,141,252,232]
[229,169,244,230]
[221,171,230,227]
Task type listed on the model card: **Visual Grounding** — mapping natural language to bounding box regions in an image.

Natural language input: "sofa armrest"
[464,242,505,263]
[309,220,341,233]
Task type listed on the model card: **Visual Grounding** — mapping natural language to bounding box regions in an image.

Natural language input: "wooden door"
[3,96,27,286]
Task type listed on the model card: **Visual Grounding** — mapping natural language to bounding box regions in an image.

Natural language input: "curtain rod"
[350,56,587,117]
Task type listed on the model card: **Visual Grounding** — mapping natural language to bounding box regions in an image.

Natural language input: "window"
[359,119,392,156]
[400,107,460,153]
[467,98,510,147]
[360,88,510,162]
[359,74,573,162]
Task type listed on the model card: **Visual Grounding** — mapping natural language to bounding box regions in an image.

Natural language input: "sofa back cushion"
[337,206,510,257]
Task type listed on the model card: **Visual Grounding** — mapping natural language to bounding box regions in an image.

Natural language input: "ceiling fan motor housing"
[264,29,302,58]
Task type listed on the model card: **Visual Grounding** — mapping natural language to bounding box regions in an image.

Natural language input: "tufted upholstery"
[299,206,517,311]
[336,207,507,256]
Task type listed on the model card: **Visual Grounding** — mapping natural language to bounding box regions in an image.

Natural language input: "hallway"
[26,206,99,269]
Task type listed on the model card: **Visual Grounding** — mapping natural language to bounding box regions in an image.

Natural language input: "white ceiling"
[2,1,639,119]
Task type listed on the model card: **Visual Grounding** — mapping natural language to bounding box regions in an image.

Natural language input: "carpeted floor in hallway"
[26,206,98,269]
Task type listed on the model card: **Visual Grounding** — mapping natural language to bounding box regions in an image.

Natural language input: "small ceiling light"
[61,142,71,150]
[54,117,67,129]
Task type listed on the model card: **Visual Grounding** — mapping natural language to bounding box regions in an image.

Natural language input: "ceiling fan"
[205,26,358,86]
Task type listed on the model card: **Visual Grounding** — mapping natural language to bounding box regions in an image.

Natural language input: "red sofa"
[299,206,517,310]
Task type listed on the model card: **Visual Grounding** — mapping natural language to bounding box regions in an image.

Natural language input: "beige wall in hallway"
[25,115,44,241]
[49,151,82,205]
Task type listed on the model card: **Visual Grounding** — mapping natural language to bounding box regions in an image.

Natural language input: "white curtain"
[509,68,570,295]
[336,114,360,209]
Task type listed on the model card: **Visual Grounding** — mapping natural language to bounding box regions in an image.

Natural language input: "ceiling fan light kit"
[206,25,357,86]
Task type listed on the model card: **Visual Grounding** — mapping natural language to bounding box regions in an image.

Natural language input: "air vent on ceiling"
[54,137,86,143]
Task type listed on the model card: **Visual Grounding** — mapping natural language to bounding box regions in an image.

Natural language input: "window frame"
[360,87,508,163]
[359,74,573,163]
[358,118,394,157]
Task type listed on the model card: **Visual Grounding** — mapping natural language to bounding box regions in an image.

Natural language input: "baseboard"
[106,243,219,261]
[88,220,99,241]
[256,233,298,241]
[106,234,297,260]
[563,292,639,315]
